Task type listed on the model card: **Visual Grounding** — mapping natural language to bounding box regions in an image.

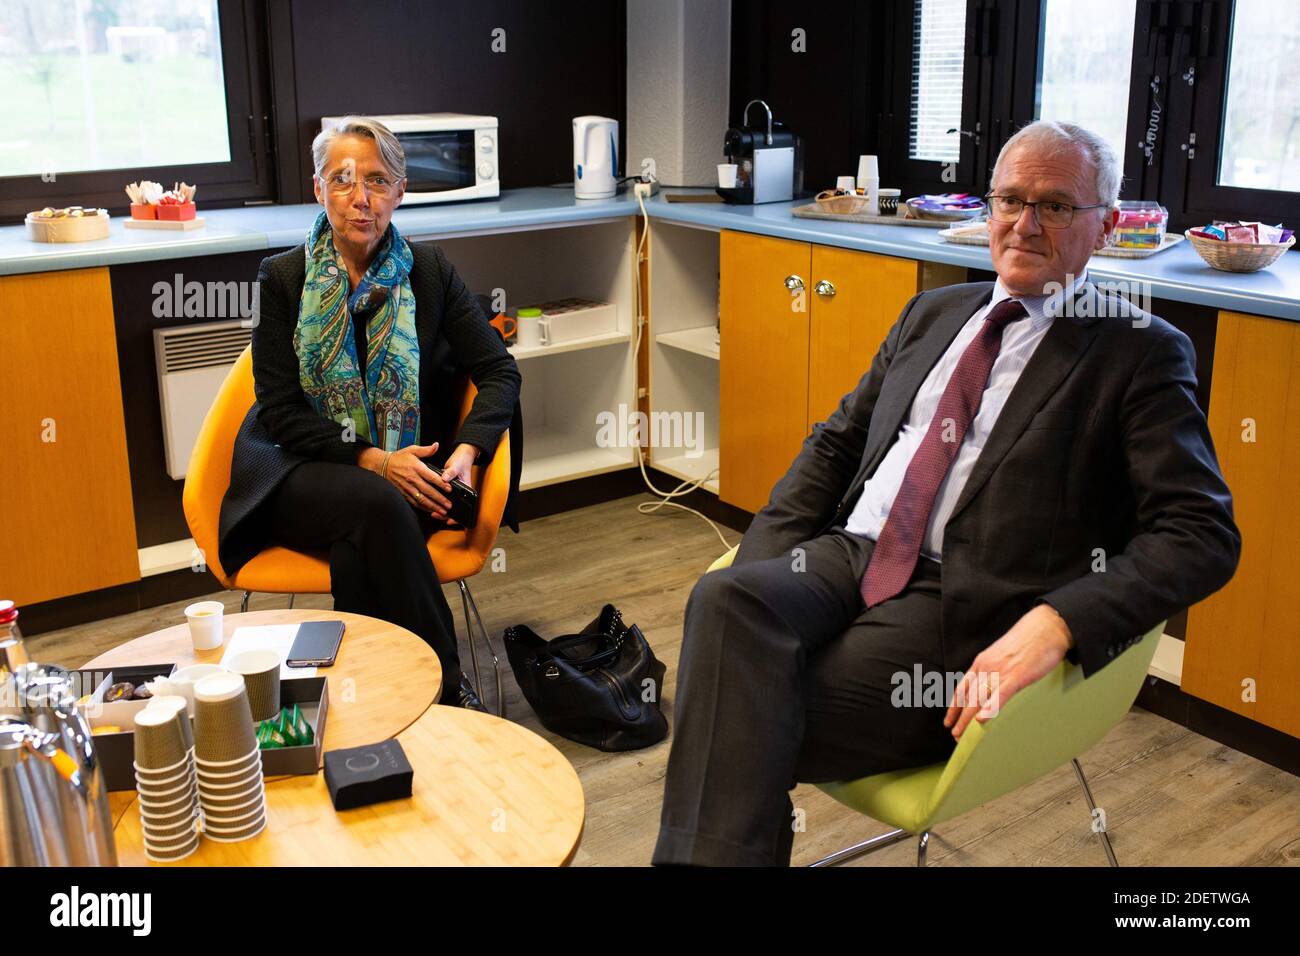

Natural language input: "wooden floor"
[30,494,1300,866]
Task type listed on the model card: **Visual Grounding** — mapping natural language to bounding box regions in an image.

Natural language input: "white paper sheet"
[221,624,317,678]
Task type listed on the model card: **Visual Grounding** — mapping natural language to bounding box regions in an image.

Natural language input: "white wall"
[626,0,731,187]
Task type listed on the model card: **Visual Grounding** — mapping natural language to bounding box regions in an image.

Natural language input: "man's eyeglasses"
[325,172,399,197]
[984,194,1109,229]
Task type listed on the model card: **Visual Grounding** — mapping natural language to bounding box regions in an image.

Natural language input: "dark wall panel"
[279,0,626,202]
[729,0,881,196]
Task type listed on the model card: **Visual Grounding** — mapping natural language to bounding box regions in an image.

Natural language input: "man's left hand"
[943,604,1073,740]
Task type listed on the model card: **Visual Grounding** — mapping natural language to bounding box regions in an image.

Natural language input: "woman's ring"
[414,491,422,500]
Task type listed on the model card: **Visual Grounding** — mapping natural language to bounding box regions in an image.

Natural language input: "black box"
[324,739,413,810]
[82,673,328,791]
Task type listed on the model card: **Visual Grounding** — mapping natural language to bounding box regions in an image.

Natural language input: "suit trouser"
[652,527,958,866]
[265,459,464,705]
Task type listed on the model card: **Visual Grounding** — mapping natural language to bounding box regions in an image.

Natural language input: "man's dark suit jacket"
[217,241,523,579]
[735,280,1240,677]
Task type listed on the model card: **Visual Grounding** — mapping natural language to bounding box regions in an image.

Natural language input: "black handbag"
[503,605,668,751]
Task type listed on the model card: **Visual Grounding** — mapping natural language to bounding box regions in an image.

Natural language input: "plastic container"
[1110,201,1168,250]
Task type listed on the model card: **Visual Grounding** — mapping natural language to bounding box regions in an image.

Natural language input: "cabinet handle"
[815,279,836,297]
[783,275,804,294]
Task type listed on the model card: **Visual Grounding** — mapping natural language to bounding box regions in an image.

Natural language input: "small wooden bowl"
[25,211,110,243]
[1184,230,1294,273]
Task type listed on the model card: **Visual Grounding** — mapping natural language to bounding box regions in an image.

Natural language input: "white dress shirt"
[844,270,1090,562]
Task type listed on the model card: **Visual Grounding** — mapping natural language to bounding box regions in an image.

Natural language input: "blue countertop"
[4,186,1298,322]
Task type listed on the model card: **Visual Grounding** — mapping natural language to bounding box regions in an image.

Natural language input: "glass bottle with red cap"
[0,601,29,675]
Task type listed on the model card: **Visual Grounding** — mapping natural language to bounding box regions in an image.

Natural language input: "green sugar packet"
[257,720,286,749]
[275,708,301,747]
[290,704,313,746]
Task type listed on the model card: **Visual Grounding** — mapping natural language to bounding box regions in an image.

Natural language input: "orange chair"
[183,345,511,715]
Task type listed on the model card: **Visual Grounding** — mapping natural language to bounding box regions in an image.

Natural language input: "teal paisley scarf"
[294,211,420,451]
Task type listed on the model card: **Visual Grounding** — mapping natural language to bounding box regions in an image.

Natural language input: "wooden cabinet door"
[719,230,811,513]
[0,268,139,605]
[807,246,921,431]
[1183,310,1300,738]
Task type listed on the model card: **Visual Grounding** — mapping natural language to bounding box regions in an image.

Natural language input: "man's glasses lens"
[988,196,1076,228]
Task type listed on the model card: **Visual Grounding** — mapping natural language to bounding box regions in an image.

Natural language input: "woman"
[217,116,522,711]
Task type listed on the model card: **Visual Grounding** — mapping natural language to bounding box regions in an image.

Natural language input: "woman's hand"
[359,441,451,515]
[358,441,481,519]
[439,443,482,525]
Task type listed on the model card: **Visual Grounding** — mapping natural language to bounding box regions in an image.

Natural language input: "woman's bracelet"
[379,451,393,479]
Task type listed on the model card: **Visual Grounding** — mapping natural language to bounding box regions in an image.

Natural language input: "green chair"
[704,545,1163,867]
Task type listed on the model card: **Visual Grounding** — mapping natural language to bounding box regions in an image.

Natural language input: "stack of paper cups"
[193,672,267,843]
[856,155,880,215]
[133,708,200,862]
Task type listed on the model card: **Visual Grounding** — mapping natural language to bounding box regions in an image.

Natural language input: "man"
[652,120,1240,867]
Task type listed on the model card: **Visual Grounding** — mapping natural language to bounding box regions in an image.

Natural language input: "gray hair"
[990,120,1122,215]
[312,115,407,181]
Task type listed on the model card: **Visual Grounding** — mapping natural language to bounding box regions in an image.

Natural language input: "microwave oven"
[319,113,500,204]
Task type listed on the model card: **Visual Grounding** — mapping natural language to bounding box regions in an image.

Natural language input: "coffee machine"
[718,99,804,204]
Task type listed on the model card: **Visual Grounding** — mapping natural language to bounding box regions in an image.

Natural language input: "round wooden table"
[91,609,441,827]
[113,705,586,866]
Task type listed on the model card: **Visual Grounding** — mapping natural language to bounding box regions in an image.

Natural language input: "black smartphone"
[445,476,479,529]
[286,620,345,667]
[419,458,479,528]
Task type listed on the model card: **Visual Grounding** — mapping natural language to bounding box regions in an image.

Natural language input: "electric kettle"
[0,664,117,866]
[573,116,619,199]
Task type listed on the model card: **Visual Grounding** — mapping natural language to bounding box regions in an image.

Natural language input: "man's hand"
[943,603,1073,740]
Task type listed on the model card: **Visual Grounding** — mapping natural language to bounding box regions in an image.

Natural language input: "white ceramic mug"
[515,312,550,348]
[184,601,224,650]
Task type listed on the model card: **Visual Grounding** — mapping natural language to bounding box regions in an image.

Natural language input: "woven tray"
[937,222,1186,258]
[792,203,950,228]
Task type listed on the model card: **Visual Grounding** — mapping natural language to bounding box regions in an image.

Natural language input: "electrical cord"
[631,187,735,554]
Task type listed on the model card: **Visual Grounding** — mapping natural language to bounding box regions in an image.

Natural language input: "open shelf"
[427,221,639,489]
[520,425,635,490]
[651,447,720,494]
[507,329,630,361]
[647,221,722,496]
[656,326,719,361]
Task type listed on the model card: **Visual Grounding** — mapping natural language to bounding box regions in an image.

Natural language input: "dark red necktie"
[861,298,1028,608]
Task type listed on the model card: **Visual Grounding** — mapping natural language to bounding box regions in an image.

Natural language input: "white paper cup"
[156,664,226,713]
[856,154,879,186]
[717,163,738,188]
[184,601,224,650]
[836,175,857,193]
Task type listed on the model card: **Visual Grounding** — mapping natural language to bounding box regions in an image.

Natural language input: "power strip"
[633,179,659,199]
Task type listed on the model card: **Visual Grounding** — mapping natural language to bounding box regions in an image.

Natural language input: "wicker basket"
[1184,230,1294,273]
[815,190,872,215]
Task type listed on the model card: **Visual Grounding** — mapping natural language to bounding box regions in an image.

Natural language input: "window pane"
[1218,0,1300,192]
[0,0,231,179]
[1035,0,1136,170]
[910,0,967,163]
